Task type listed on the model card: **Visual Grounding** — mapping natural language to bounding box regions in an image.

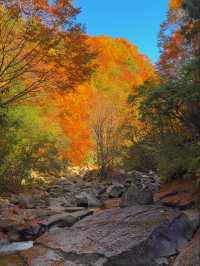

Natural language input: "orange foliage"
[45,36,156,165]
[158,29,186,78]
[169,0,182,9]
[52,84,94,165]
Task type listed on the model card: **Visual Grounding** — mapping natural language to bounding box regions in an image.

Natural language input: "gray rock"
[155,257,169,265]
[40,210,93,229]
[0,241,33,255]
[63,207,85,212]
[75,191,103,208]
[106,184,124,198]
[19,205,198,266]
[18,223,46,241]
[173,229,200,266]
[120,184,153,207]
[0,198,10,209]
[48,197,73,212]
[11,193,47,209]
[127,170,160,192]
[95,184,107,196]
[183,209,200,231]
[11,194,35,209]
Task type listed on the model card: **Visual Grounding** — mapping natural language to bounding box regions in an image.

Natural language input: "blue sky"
[74,0,169,63]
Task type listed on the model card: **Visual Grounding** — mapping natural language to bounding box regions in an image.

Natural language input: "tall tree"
[0,1,95,108]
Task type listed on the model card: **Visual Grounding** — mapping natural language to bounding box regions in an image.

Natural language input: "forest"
[0,0,199,189]
[0,1,200,265]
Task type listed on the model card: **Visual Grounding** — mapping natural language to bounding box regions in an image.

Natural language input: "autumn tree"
[0,1,96,190]
[42,36,156,168]
[0,1,95,108]
[89,94,127,176]
[50,84,93,165]
[130,0,200,181]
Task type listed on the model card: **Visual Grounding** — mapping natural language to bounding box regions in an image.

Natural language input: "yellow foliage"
[48,48,57,56]
[0,81,8,88]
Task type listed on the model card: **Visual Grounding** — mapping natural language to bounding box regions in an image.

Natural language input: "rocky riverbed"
[0,170,200,266]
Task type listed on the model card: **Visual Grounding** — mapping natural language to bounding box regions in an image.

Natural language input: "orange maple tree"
[53,36,157,165]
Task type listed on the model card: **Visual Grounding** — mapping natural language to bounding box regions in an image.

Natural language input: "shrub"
[0,104,66,192]
[123,141,156,172]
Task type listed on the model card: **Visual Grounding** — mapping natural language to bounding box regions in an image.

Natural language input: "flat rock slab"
[18,205,198,266]
[38,205,175,254]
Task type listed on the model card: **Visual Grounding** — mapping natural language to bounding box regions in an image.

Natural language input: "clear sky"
[74,0,169,63]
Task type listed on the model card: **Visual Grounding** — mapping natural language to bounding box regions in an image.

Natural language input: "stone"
[0,198,10,209]
[11,194,35,209]
[40,210,93,229]
[0,209,25,231]
[127,170,160,192]
[95,184,107,197]
[48,197,73,212]
[120,184,153,207]
[142,213,195,258]
[154,177,199,210]
[103,198,121,209]
[63,207,85,212]
[182,209,200,232]
[174,229,200,266]
[75,191,103,208]
[155,257,169,265]
[0,241,33,255]
[156,192,194,209]
[106,184,124,198]
[11,192,47,209]
[19,206,198,266]
[55,179,74,187]
[18,224,47,241]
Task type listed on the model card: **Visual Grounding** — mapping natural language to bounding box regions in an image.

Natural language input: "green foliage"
[123,141,156,172]
[0,104,66,192]
[183,0,200,20]
[131,56,200,182]
[155,135,191,181]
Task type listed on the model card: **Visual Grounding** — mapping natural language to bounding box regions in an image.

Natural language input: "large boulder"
[120,184,153,207]
[154,177,199,210]
[18,206,199,266]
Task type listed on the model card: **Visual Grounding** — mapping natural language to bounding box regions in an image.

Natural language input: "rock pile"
[0,169,199,266]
